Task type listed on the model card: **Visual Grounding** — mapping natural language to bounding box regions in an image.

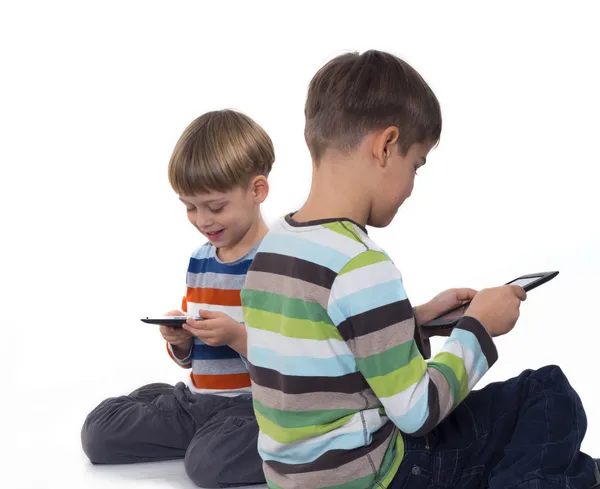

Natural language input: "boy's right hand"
[464,286,527,337]
[159,310,193,354]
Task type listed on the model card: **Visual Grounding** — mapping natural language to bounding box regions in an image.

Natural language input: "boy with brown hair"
[82,109,270,488]
[241,51,599,489]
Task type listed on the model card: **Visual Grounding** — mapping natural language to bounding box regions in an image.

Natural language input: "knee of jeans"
[184,445,221,488]
[535,365,567,385]
[81,411,113,464]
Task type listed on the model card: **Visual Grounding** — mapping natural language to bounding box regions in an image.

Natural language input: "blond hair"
[168,110,275,195]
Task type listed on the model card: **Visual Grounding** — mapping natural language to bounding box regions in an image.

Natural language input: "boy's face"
[179,177,267,252]
[368,139,433,228]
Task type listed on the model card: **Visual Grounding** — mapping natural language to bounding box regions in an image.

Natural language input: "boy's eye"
[185,206,195,212]
[209,205,225,213]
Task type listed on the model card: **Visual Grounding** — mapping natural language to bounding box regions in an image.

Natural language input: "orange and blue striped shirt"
[167,242,258,396]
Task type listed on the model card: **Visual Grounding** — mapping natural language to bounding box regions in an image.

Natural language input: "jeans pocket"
[399,464,432,489]
[390,455,432,489]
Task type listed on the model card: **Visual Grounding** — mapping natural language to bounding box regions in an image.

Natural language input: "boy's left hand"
[183,310,245,350]
[414,288,478,326]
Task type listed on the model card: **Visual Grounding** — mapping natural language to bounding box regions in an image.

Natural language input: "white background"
[1,1,599,488]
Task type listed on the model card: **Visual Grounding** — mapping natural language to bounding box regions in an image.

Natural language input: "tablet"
[140,316,202,328]
[420,271,559,331]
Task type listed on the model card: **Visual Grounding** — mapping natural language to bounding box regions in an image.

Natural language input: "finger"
[162,328,185,338]
[183,323,209,336]
[197,309,215,319]
[456,288,478,301]
[186,318,207,328]
[165,310,184,317]
[198,309,225,319]
[184,326,214,341]
[511,285,527,301]
[160,325,179,335]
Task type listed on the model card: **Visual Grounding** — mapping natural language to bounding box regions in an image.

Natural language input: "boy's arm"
[166,341,193,368]
[165,297,193,369]
[328,251,498,437]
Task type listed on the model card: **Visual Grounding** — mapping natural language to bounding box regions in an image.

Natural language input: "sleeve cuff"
[455,316,498,368]
[239,354,251,371]
[167,341,193,366]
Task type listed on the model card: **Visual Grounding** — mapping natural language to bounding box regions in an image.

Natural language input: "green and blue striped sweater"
[241,214,498,489]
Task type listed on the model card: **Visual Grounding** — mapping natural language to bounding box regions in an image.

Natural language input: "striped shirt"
[168,242,257,396]
[241,215,498,489]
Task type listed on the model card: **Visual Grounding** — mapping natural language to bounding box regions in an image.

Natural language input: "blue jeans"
[390,365,595,489]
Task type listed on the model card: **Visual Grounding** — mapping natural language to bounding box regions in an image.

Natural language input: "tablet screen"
[507,276,540,288]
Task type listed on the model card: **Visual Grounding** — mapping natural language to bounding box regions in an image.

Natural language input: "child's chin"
[212,237,231,248]
[368,215,393,228]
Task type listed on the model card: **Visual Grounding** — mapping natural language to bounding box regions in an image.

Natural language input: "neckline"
[284,212,368,235]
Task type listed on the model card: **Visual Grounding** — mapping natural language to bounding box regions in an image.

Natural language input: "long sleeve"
[328,250,498,437]
[166,341,193,368]
[166,295,193,368]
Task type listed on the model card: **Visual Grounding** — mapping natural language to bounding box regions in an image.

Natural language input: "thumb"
[198,309,220,319]
[456,288,478,302]
[511,285,528,301]
[165,310,184,317]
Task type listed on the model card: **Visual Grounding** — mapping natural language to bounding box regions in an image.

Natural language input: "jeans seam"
[563,389,579,479]
[538,388,549,477]
[472,406,519,444]
[504,474,575,489]
[452,449,459,485]
[461,402,481,439]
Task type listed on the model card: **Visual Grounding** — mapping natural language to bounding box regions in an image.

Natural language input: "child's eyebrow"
[178,197,226,205]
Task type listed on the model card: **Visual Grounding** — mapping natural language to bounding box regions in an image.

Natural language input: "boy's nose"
[196,215,214,229]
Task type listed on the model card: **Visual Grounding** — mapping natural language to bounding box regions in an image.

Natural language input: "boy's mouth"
[206,229,225,241]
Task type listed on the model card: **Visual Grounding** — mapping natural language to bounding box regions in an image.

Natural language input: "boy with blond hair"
[241,51,599,489]
[82,109,271,488]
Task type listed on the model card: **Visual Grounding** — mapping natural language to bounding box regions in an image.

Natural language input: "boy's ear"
[373,126,400,167]
[250,175,269,204]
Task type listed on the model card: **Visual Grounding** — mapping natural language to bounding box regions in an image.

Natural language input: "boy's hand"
[415,288,478,326]
[465,286,527,337]
[159,310,193,357]
[183,310,247,355]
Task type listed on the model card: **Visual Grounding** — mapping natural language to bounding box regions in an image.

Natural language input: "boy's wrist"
[171,340,193,360]
[413,303,436,326]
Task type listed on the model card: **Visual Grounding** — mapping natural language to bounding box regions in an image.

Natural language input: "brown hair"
[168,110,275,195]
[304,50,442,162]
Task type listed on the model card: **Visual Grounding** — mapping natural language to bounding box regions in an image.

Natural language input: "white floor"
[82,460,266,489]
[3,372,267,489]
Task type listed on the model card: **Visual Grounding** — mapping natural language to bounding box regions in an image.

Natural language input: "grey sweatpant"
[81,382,265,488]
